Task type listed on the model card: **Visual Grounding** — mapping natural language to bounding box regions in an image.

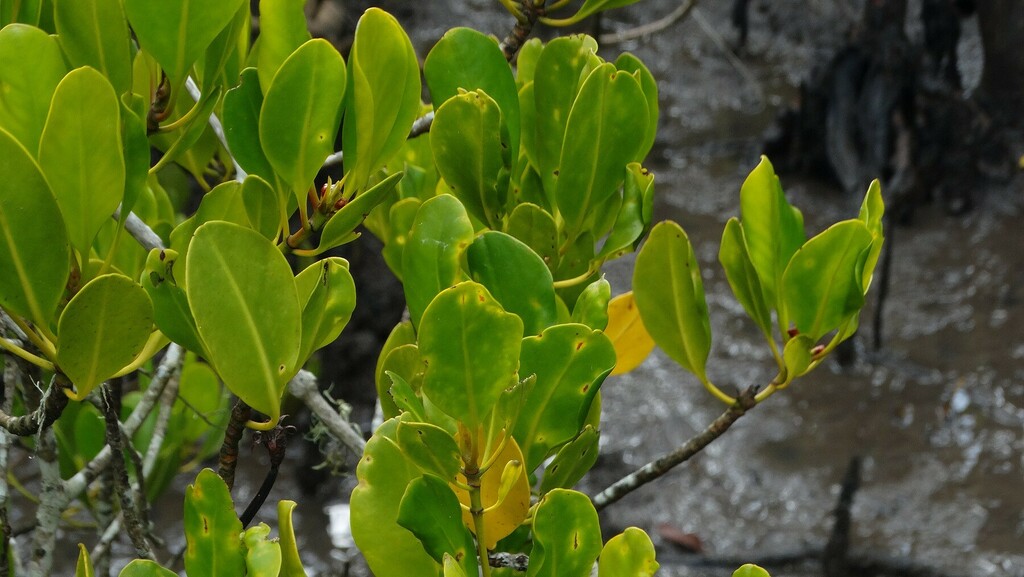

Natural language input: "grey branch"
[591,386,759,511]
[288,370,365,454]
[322,111,434,170]
[0,358,16,576]
[113,206,165,252]
[490,552,529,571]
[26,428,63,577]
[599,0,698,44]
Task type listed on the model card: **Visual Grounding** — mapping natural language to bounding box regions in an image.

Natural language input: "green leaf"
[387,370,426,423]
[255,0,311,92]
[57,274,153,400]
[124,0,246,86]
[223,67,277,181]
[444,553,470,577]
[175,358,225,443]
[351,416,441,577]
[342,7,421,194]
[424,27,520,174]
[54,0,132,95]
[397,475,479,577]
[396,421,462,481]
[570,277,611,331]
[183,469,245,577]
[243,523,283,577]
[118,560,178,577]
[563,0,644,24]
[38,67,125,257]
[295,257,356,361]
[419,282,524,428]
[781,334,814,385]
[430,90,509,228]
[75,543,94,577]
[506,203,559,270]
[0,128,70,328]
[375,321,418,418]
[614,54,658,161]
[739,156,805,311]
[514,324,614,471]
[633,221,711,383]
[1,0,42,26]
[515,38,542,86]
[467,231,557,335]
[782,220,873,341]
[597,163,653,260]
[718,218,772,340]
[528,489,602,577]
[185,222,301,427]
[733,564,772,577]
[598,527,659,577]
[533,36,593,193]
[260,39,346,207]
[241,174,282,240]
[402,195,474,328]
[556,63,648,241]
[539,425,599,493]
[382,197,423,278]
[0,24,67,151]
[120,98,149,217]
[278,500,308,577]
[857,180,885,293]
[199,2,247,92]
[314,171,404,256]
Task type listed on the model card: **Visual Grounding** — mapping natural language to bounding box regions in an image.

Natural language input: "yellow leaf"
[453,435,530,549]
[606,291,655,375]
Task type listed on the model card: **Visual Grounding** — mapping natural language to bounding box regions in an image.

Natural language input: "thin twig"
[143,365,181,479]
[0,356,16,576]
[500,0,541,62]
[591,386,759,511]
[113,206,165,252]
[599,0,698,45]
[239,426,293,528]
[490,552,529,571]
[26,428,63,577]
[101,385,154,560]
[287,370,365,454]
[89,514,123,567]
[217,398,251,491]
[0,374,70,436]
[185,76,246,181]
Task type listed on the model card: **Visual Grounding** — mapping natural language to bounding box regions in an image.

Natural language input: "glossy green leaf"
[120,98,149,216]
[516,38,542,86]
[260,39,345,206]
[223,68,277,181]
[75,543,94,577]
[185,222,301,427]
[633,221,711,383]
[0,128,70,327]
[533,36,593,193]
[199,2,247,92]
[443,553,470,577]
[396,421,461,481]
[342,8,421,193]
[183,469,245,577]
[506,203,559,270]
[256,0,311,92]
[241,174,281,240]
[0,24,66,151]
[598,527,659,577]
[733,564,771,577]
[351,416,440,577]
[382,197,423,279]
[387,370,426,423]
[295,257,356,361]
[118,560,177,577]
[528,489,602,577]
[419,282,524,427]
[514,324,614,470]
[54,0,131,95]
[739,156,805,310]
[857,180,885,292]
[598,163,654,259]
[57,274,153,400]
[781,334,814,386]
[38,67,125,256]
[169,181,249,265]
[539,425,599,493]
[124,0,246,85]
[1,0,42,26]
[431,90,509,228]
[243,523,282,577]
[398,475,478,577]
[571,277,611,331]
[563,0,643,24]
[718,217,772,340]
[278,500,308,577]
[467,231,557,335]
[424,27,519,174]
[175,357,224,443]
[614,54,658,161]
[553,232,598,306]
[375,320,418,418]
[556,63,648,240]
[782,220,873,341]
[402,195,474,327]
[314,171,404,256]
